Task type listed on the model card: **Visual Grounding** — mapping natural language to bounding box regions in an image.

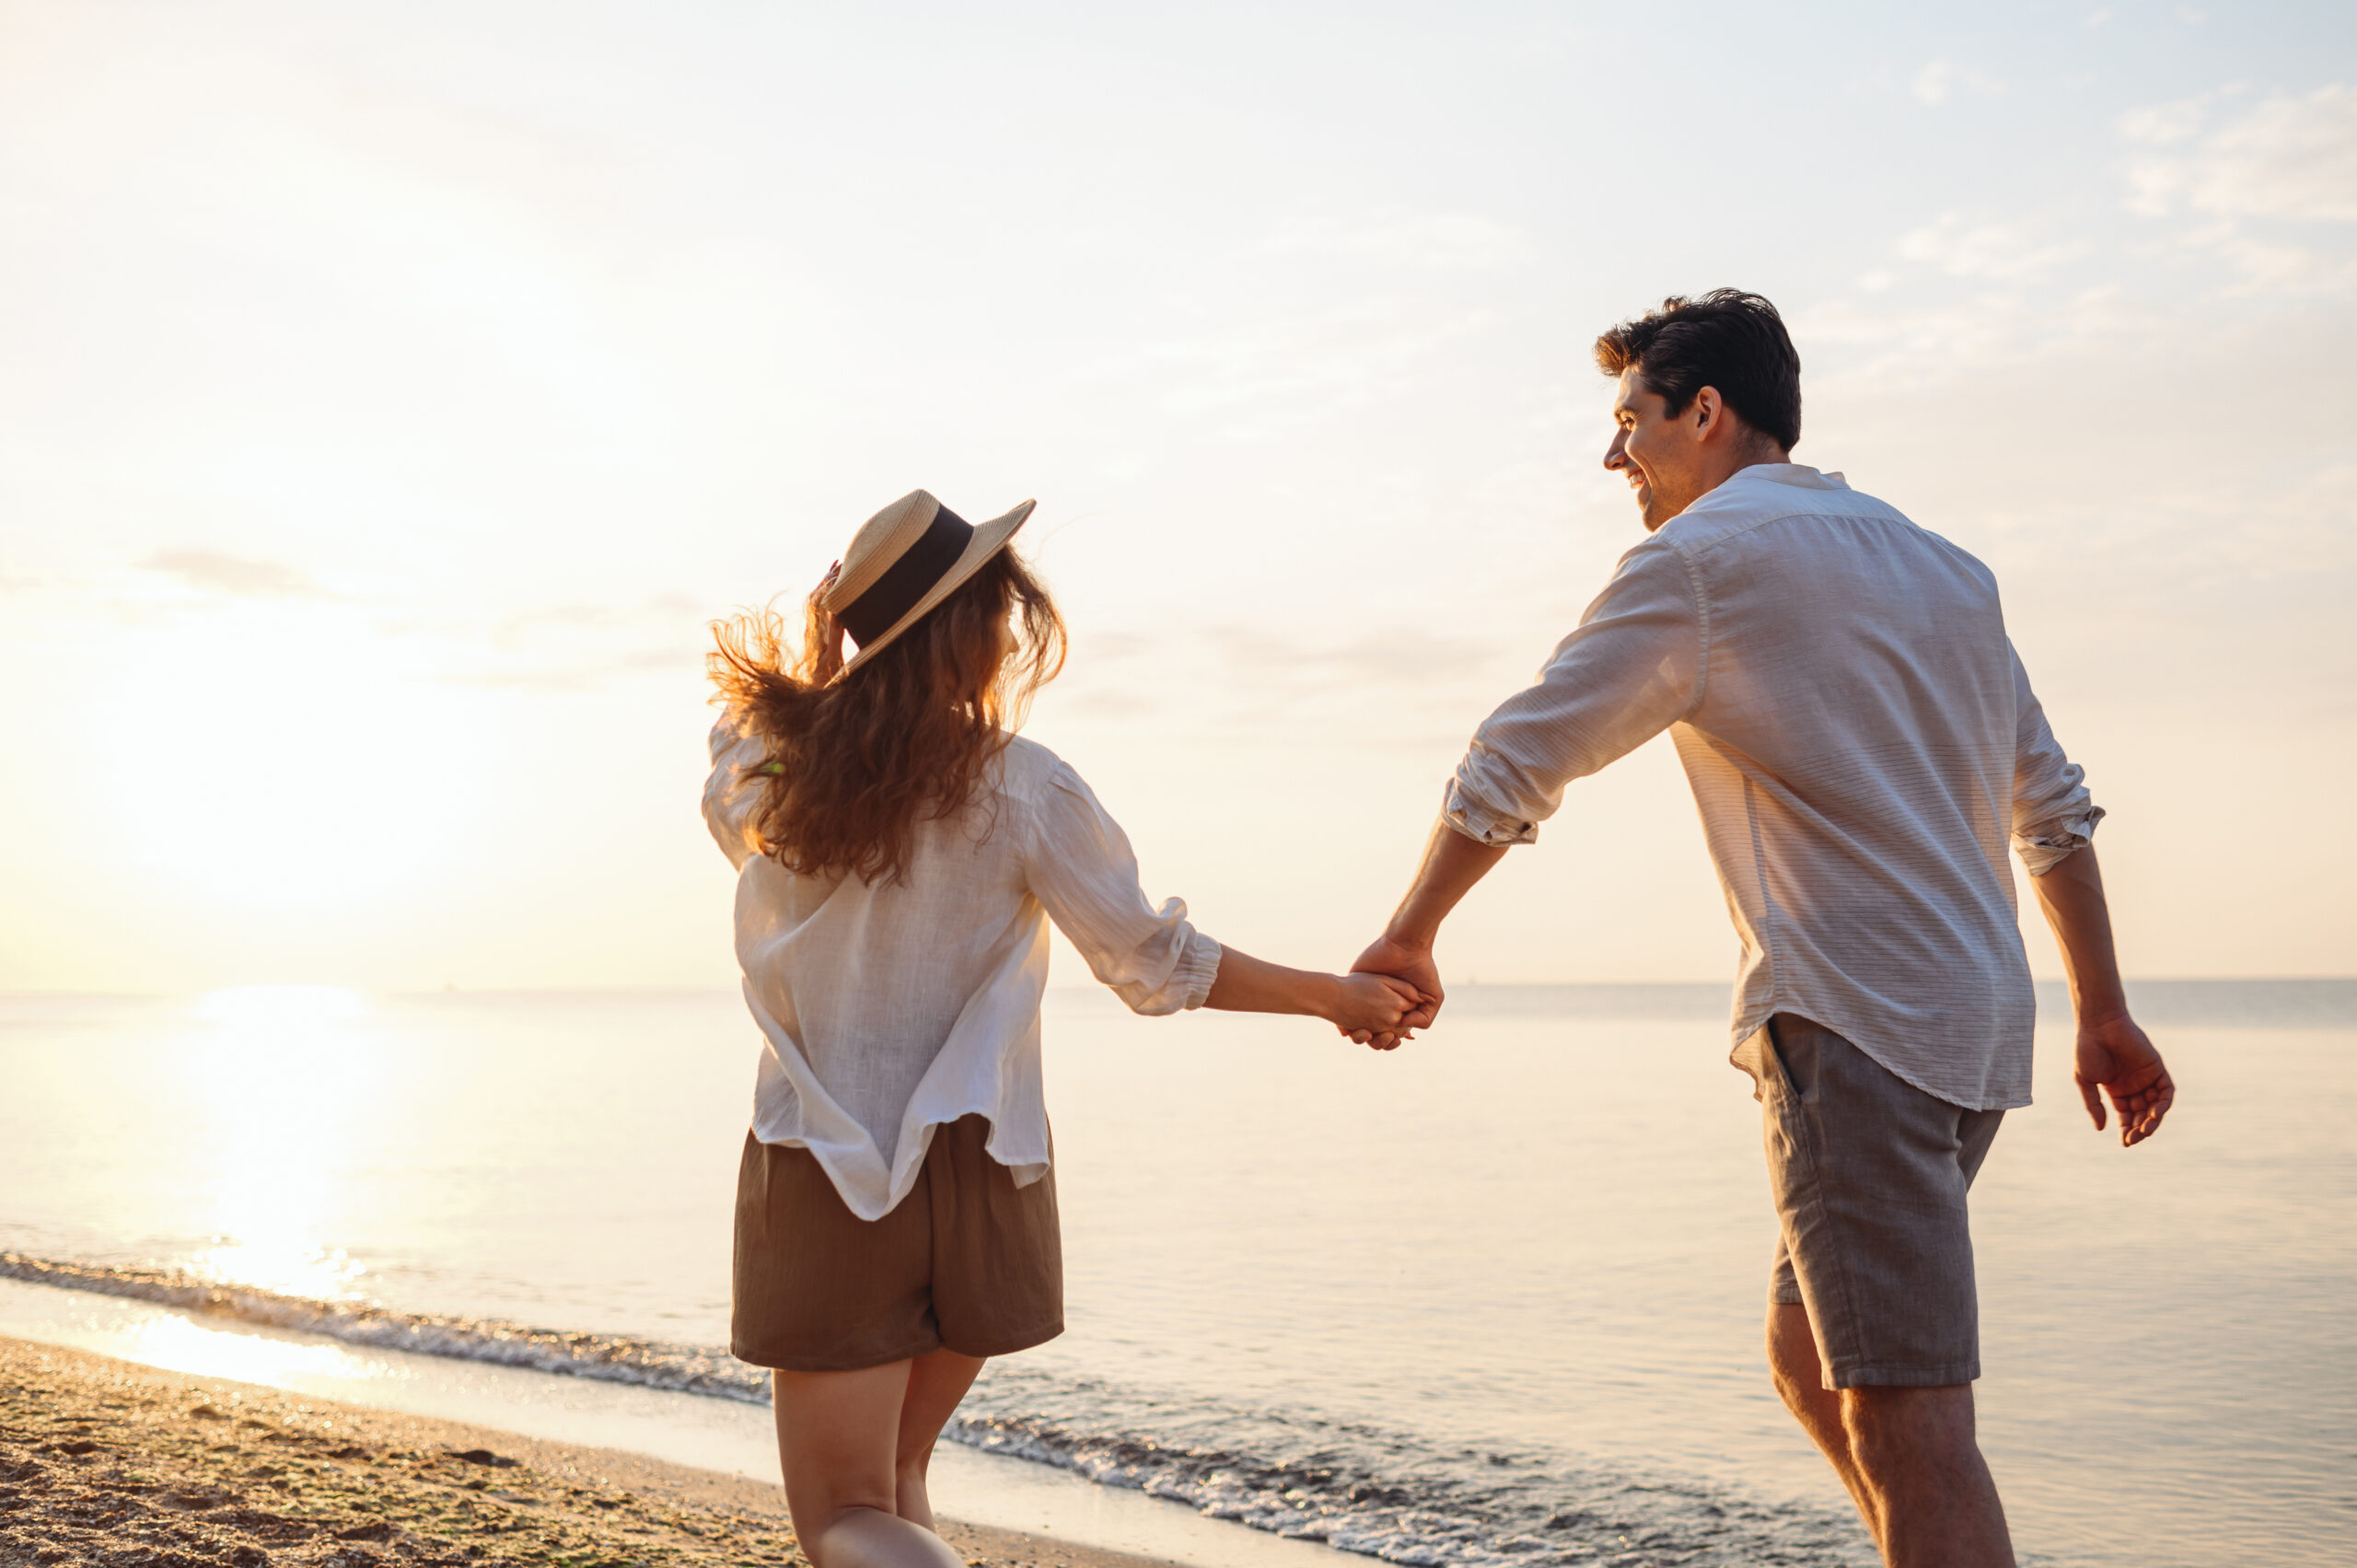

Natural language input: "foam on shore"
[1,1251,1869,1567]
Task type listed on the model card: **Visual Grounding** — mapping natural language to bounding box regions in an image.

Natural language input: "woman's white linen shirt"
[704,719,1222,1221]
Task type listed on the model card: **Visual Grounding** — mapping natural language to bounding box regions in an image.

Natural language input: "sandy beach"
[0,1337,1172,1568]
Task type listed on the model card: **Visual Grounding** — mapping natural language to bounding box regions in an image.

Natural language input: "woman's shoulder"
[994,735,1119,830]
[994,733,1074,798]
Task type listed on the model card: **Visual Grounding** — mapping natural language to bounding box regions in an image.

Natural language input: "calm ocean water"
[1,981,2351,1566]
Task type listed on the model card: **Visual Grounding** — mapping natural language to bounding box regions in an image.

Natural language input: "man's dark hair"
[1594,289,1802,452]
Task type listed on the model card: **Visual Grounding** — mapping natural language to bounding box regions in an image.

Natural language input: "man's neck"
[1710,447,1793,491]
[1652,449,1795,531]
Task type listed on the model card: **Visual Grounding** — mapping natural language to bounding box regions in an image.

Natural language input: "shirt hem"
[1726,1005,2032,1116]
[749,1110,1055,1223]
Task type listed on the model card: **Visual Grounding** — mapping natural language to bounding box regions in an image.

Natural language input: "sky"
[1,0,2351,993]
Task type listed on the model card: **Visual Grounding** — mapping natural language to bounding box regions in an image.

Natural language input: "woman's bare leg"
[772,1364,963,1568]
[893,1349,986,1528]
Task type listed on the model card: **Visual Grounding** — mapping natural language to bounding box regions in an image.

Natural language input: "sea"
[0,981,2351,1567]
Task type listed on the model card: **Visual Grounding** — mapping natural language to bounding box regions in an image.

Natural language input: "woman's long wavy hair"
[708,549,1066,886]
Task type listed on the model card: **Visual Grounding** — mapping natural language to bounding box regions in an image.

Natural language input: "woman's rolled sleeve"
[1023,763,1223,1015]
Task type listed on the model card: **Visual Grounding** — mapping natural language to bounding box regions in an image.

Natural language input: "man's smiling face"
[1605,368,1703,532]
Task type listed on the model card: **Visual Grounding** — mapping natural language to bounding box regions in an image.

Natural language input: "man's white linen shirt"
[1446,464,2099,1110]
[705,725,1223,1220]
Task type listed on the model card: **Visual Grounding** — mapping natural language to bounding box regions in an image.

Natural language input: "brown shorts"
[1736,1014,2004,1390]
[730,1115,1063,1373]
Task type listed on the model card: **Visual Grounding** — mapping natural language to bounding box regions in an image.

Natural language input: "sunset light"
[0,6,2347,1568]
[95,604,493,912]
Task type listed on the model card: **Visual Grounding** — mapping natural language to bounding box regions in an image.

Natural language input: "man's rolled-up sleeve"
[2008,643,2104,876]
[1446,540,1705,846]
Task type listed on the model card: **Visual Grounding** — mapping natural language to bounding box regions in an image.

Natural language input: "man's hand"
[1340,817,1500,1048]
[2073,1014,2174,1147]
[1330,972,1423,1051]
[1342,934,1443,1049]
[2031,846,2171,1146]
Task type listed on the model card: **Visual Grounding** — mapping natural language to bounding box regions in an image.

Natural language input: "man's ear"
[1690,386,1724,436]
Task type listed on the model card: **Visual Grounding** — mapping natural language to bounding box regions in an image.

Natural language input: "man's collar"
[1659,461,1854,533]
[1729,461,1847,491]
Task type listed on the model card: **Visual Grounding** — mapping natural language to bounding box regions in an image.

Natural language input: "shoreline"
[0,1335,1178,1567]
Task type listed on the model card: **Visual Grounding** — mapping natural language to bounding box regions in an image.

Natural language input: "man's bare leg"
[1769,1303,2014,1566]
[1841,1383,2014,1568]
[1766,1303,1878,1534]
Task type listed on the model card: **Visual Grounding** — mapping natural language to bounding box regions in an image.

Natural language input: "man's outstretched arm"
[1349,540,1704,1043]
[2029,845,2174,1146]
[1348,818,1508,1038]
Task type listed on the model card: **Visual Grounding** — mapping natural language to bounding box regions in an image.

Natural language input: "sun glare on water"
[123,1311,377,1391]
[193,984,370,1029]
[186,985,382,1301]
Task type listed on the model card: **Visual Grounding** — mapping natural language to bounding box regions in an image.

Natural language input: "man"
[1350,290,2175,1568]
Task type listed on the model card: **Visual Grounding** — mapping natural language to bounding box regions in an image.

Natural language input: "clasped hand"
[1334,934,1444,1051]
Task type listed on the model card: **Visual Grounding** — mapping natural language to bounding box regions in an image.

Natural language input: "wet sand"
[0,1337,1175,1567]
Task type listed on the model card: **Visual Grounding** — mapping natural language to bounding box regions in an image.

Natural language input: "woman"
[704,490,1417,1568]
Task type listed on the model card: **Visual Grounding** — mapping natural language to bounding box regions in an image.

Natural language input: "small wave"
[0,1252,764,1402]
[2,1252,1867,1567]
[948,1365,1871,1568]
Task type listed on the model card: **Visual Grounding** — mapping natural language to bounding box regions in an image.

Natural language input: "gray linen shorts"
[1735,1013,2004,1390]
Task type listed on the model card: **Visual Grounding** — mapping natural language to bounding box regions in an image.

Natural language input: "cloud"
[1797,294,2063,390]
[1911,61,2005,107]
[2119,82,2357,295]
[141,549,324,598]
[427,594,710,691]
[1832,78,2357,357]
[439,645,690,691]
[2261,463,2357,573]
[1801,212,2118,389]
[1259,209,1535,273]
[1050,621,1520,747]
[2123,83,2357,223]
[1801,78,2357,388]
[1150,304,1500,438]
[107,559,705,691]
[1895,214,2092,281]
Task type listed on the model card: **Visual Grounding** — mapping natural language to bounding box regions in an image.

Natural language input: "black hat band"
[836,504,973,647]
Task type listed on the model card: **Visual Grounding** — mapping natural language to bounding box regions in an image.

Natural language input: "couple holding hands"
[702,290,2176,1568]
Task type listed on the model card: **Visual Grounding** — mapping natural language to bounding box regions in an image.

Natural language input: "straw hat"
[821,490,1036,678]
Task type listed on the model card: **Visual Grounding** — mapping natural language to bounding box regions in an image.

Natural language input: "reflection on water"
[124,1307,374,1387]
[192,986,369,1029]
[187,986,377,1300]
